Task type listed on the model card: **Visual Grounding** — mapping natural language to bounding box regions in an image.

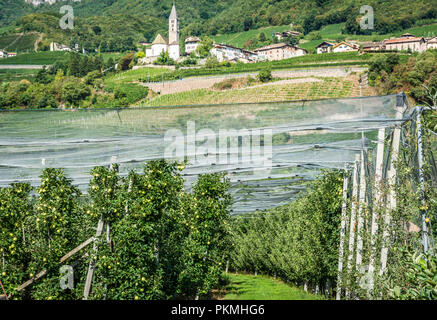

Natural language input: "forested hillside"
[0,0,435,40]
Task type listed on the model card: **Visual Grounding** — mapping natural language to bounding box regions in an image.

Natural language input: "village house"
[254,43,307,61]
[316,41,335,54]
[426,37,437,50]
[210,43,257,63]
[185,36,201,55]
[6,52,17,57]
[145,3,180,62]
[383,34,426,53]
[361,42,386,53]
[332,41,359,53]
[274,30,302,41]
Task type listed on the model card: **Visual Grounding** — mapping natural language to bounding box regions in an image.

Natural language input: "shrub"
[257,68,272,83]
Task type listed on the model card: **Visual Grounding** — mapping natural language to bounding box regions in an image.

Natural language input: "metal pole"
[368,128,385,293]
[345,153,360,298]
[336,164,350,300]
[416,108,430,253]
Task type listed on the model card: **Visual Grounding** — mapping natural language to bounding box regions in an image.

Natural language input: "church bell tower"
[169,1,179,45]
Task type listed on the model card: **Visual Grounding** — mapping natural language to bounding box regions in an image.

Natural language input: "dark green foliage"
[369,51,437,109]
[230,170,344,287]
[2,0,434,49]
[117,53,134,71]
[257,68,272,83]
[0,160,232,300]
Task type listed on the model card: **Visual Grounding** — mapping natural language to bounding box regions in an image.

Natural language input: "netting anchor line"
[336,164,350,300]
[345,153,360,299]
[379,102,404,276]
[367,127,385,294]
[416,108,431,253]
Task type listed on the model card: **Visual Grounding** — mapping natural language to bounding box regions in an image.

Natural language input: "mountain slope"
[0,0,436,42]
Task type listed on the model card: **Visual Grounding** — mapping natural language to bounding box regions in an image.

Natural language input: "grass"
[104,67,168,85]
[100,52,126,63]
[0,51,69,65]
[0,69,37,82]
[212,25,291,48]
[141,76,373,107]
[0,33,39,52]
[218,273,324,300]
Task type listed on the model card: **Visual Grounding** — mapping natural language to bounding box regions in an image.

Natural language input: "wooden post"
[336,164,350,300]
[15,236,96,293]
[379,102,404,276]
[345,153,360,298]
[83,219,104,300]
[367,128,385,293]
[355,150,367,268]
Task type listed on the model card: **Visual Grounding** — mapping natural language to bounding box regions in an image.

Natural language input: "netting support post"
[367,127,385,294]
[336,164,350,300]
[345,153,360,299]
[416,108,430,253]
[379,98,404,276]
[355,150,367,270]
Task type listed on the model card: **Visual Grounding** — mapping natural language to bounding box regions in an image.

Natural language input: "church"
[145,2,180,61]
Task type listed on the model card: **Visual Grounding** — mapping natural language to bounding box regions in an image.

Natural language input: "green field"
[220,273,324,300]
[100,52,127,63]
[104,67,169,85]
[0,33,39,52]
[0,51,69,65]
[212,25,291,48]
[0,69,37,82]
[142,76,372,107]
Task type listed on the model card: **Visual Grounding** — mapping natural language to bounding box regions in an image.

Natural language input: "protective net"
[0,95,405,214]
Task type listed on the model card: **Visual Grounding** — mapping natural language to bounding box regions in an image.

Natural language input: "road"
[0,65,45,69]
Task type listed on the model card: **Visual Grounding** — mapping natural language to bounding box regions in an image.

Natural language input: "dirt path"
[34,33,44,52]
[142,67,367,95]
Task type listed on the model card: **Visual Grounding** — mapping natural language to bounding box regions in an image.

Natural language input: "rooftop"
[152,34,168,45]
[185,36,201,43]
[384,37,425,44]
[254,42,306,52]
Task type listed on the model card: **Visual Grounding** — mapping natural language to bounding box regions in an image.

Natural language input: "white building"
[384,34,427,53]
[426,37,437,50]
[210,44,257,63]
[254,43,307,61]
[50,42,71,52]
[0,50,7,58]
[145,2,180,62]
[185,36,201,55]
[332,42,359,53]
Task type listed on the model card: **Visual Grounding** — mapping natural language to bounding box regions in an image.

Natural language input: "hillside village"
[3,2,436,65]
